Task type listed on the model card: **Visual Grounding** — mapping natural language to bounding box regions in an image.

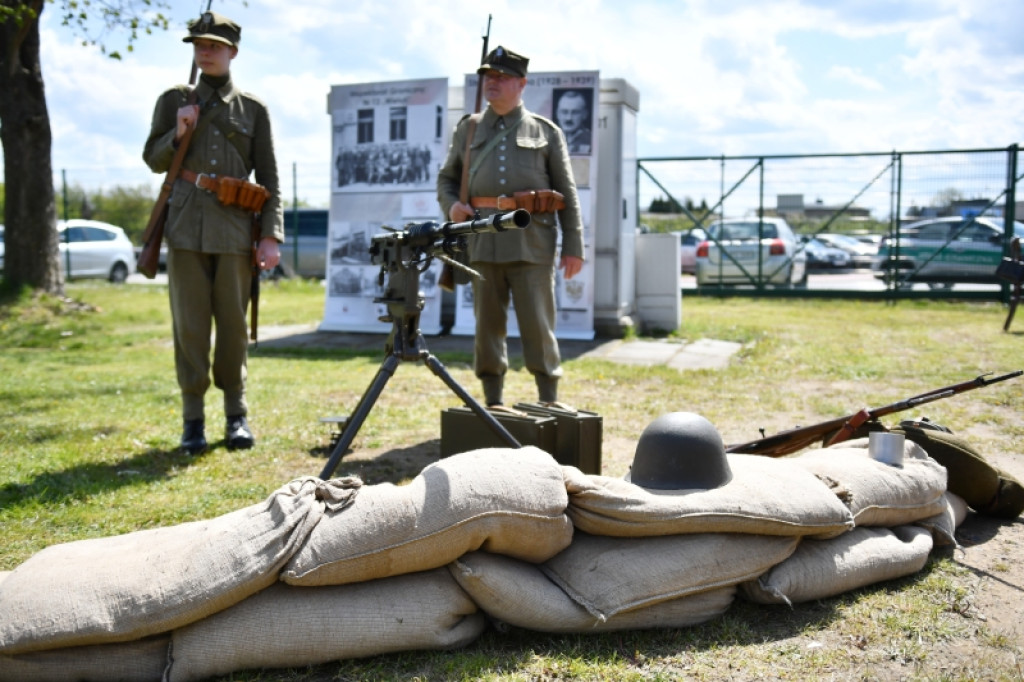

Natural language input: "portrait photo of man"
[553,88,593,155]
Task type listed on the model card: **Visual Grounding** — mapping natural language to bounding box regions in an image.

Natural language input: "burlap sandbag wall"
[0,477,355,655]
[0,636,169,682]
[0,436,979,681]
[165,569,486,682]
[450,551,737,632]
[281,447,574,586]
[740,525,935,605]
[562,453,856,539]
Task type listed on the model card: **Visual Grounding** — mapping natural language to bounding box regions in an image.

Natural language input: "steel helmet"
[627,412,733,490]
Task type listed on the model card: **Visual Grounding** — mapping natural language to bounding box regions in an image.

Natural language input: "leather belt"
[179,168,222,193]
[470,196,519,211]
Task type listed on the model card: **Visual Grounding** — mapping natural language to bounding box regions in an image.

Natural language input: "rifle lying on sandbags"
[726,370,1022,457]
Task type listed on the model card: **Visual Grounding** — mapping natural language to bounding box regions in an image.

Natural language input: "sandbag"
[895,425,1024,519]
[450,551,735,633]
[793,440,947,527]
[915,492,969,547]
[166,568,485,682]
[0,477,348,655]
[282,447,573,586]
[0,635,168,682]
[540,531,800,621]
[563,454,854,539]
[740,525,933,605]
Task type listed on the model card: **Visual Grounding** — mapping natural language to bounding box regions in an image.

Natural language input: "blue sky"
[20,0,1024,208]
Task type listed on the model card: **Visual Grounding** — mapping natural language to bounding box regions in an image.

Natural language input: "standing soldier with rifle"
[143,11,284,455]
[437,45,584,410]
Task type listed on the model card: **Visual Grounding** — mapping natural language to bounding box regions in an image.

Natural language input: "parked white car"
[57,219,137,283]
[696,217,807,287]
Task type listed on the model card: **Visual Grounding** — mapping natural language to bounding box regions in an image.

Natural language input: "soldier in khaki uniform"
[437,46,584,408]
[143,12,284,454]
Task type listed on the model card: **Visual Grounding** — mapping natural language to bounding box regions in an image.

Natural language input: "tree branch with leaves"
[0,0,171,294]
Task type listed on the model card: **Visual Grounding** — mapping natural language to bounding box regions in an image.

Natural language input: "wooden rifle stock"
[726,370,1022,457]
[250,214,261,345]
[138,7,208,278]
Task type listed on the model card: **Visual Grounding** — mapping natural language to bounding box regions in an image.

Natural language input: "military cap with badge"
[478,46,529,77]
[183,11,241,47]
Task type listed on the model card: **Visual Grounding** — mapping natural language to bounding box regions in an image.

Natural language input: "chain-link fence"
[638,145,1022,301]
[51,161,332,247]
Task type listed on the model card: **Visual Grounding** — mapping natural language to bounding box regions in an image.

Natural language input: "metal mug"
[868,432,905,467]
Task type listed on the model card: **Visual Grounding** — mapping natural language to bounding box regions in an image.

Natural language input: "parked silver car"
[696,217,807,287]
[816,233,876,268]
[801,236,851,269]
[57,219,137,283]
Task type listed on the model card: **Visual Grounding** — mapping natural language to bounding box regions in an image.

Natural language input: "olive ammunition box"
[513,402,603,475]
[440,407,557,459]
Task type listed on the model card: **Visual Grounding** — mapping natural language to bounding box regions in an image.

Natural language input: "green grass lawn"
[1,280,1022,680]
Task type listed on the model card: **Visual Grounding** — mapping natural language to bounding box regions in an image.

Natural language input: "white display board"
[320,78,449,333]
[450,70,599,341]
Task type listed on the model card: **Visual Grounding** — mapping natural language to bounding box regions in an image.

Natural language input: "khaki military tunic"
[437,103,583,404]
[143,75,283,421]
[437,103,583,263]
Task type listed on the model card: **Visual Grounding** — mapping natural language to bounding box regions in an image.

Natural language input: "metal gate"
[638,145,1021,301]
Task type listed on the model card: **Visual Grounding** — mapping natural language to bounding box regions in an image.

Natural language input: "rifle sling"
[142,92,195,245]
[142,89,232,245]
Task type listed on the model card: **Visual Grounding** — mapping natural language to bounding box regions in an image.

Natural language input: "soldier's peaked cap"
[478,46,529,77]
[183,11,241,48]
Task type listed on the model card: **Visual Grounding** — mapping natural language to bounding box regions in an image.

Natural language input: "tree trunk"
[0,1,63,294]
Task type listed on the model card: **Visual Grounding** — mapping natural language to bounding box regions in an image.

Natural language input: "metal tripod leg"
[422,351,521,448]
[318,350,523,480]
[319,353,401,479]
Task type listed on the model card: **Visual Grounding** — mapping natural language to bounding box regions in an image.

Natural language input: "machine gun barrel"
[398,209,530,249]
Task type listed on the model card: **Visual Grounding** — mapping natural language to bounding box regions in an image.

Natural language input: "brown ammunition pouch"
[180,169,271,214]
[470,189,565,214]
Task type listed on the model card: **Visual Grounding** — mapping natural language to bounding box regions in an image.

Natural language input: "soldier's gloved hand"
[449,202,475,222]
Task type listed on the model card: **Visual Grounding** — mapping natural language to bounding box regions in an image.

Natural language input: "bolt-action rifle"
[438,14,492,292]
[725,370,1022,457]
[138,3,212,278]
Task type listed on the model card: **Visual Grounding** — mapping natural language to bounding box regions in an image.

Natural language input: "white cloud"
[5,0,1020,202]
[827,66,883,92]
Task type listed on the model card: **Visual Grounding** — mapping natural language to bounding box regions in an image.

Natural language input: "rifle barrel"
[725,370,1021,457]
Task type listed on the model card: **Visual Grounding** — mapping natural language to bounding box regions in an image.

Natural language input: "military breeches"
[167,249,252,420]
[471,261,562,384]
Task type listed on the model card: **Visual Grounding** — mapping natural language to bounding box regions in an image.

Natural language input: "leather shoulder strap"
[458,113,482,205]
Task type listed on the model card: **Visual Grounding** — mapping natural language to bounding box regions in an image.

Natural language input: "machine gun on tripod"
[318,209,532,480]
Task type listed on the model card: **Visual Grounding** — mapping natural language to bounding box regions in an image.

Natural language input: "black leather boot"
[181,419,207,455]
[226,415,255,450]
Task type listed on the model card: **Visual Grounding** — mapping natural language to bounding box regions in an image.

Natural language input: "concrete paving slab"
[667,339,744,371]
[254,325,741,371]
[585,340,686,366]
